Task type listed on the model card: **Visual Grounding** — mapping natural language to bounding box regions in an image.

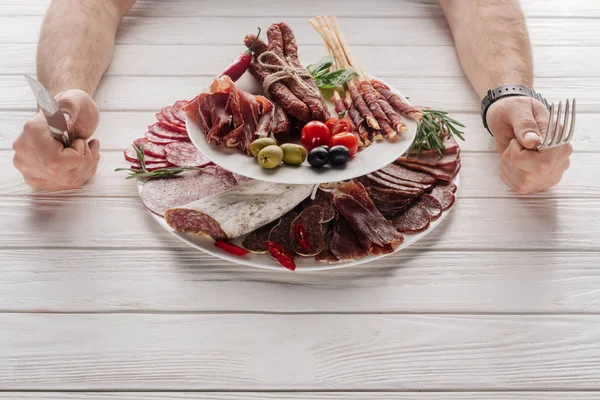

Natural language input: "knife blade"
[24,75,72,147]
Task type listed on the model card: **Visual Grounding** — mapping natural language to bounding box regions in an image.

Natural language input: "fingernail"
[524,131,540,143]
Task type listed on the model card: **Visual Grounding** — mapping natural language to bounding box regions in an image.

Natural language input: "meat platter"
[117,16,465,271]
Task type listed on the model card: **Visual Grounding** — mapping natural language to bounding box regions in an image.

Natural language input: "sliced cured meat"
[369,190,413,205]
[290,205,325,256]
[124,145,164,164]
[127,160,142,170]
[165,182,313,240]
[409,135,459,157]
[416,193,442,220]
[370,171,433,191]
[165,142,211,167]
[149,123,189,140]
[397,160,461,182]
[380,163,436,184]
[268,211,299,259]
[359,177,422,197]
[315,226,340,264]
[430,184,456,211]
[373,200,411,218]
[392,203,431,233]
[145,131,181,144]
[398,148,460,168]
[133,138,167,158]
[172,100,189,123]
[330,214,368,261]
[242,223,276,254]
[332,182,404,253]
[140,168,237,216]
[437,181,457,194]
[156,111,187,134]
[272,106,291,136]
[232,173,254,185]
[303,190,336,223]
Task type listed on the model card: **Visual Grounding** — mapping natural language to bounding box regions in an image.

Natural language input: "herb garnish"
[407,110,466,157]
[307,55,358,89]
[115,144,202,180]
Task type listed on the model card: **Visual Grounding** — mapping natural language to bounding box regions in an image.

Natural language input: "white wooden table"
[1,0,600,398]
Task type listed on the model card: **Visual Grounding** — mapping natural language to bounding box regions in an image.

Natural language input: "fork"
[535,99,576,151]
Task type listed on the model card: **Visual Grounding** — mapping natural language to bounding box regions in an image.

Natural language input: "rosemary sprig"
[115,143,202,180]
[406,109,466,157]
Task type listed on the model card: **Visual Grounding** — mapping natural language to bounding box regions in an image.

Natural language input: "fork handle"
[481,85,549,136]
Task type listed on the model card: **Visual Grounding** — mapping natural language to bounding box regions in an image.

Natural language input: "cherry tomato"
[332,118,352,136]
[325,118,339,133]
[329,132,359,156]
[301,121,331,151]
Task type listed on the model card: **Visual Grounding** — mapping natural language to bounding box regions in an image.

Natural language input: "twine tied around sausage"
[257,51,321,97]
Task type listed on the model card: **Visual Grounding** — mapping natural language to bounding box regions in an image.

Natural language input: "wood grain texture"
[2,112,599,152]
[1,16,598,47]
[1,0,598,17]
[2,44,598,78]
[1,76,597,112]
[1,151,597,198]
[0,393,598,400]
[3,314,600,390]
[2,249,600,313]
[0,196,598,250]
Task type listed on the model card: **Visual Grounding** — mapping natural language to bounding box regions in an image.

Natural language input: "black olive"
[328,145,350,166]
[317,145,330,152]
[307,146,329,168]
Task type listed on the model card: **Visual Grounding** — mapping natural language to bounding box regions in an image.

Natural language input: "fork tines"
[536,99,576,151]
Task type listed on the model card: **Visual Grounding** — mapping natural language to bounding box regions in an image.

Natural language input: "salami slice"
[172,100,189,123]
[303,189,336,223]
[165,142,211,167]
[149,123,190,141]
[163,106,186,127]
[133,138,167,158]
[145,162,172,171]
[268,211,299,259]
[145,131,181,144]
[416,193,442,220]
[430,185,456,211]
[438,181,457,194]
[165,182,313,240]
[141,167,238,217]
[315,226,340,264]
[290,205,325,256]
[156,110,187,133]
[330,214,368,261]
[124,145,165,164]
[242,223,276,254]
[391,202,431,233]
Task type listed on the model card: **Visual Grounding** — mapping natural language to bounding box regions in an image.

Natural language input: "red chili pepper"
[266,241,296,271]
[219,27,262,82]
[214,240,249,256]
[294,223,311,252]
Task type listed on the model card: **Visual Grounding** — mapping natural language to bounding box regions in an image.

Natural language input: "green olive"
[257,145,284,169]
[280,143,307,166]
[250,137,278,158]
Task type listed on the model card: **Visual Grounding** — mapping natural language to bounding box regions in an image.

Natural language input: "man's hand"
[486,96,572,194]
[12,89,101,191]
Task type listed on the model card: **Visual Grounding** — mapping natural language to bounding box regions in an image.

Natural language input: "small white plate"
[141,175,458,272]
[187,76,418,185]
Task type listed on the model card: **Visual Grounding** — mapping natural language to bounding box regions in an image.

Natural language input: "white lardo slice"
[164,181,314,240]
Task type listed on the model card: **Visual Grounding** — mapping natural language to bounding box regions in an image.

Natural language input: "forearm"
[37,0,135,96]
[438,0,533,99]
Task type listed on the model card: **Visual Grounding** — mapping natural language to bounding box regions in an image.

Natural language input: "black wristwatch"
[480,84,549,136]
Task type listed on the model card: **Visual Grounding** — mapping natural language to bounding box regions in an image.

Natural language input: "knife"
[24,75,72,147]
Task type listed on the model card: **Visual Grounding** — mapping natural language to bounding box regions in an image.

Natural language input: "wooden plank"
[3,44,598,78]
[0,196,597,250]
[3,314,600,390]
[1,16,598,47]
[2,249,600,313]
[2,112,599,152]
[1,151,597,198]
[1,76,598,113]
[0,393,598,400]
[0,0,598,18]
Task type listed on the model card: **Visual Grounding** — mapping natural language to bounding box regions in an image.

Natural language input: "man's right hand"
[12,89,101,191]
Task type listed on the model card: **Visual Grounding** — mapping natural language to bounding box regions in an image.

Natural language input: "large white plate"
[187,76,418,185]
[140,175,458,272]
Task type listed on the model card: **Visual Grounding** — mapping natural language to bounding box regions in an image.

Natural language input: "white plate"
[140,175,458,272]
[186,76,418,185]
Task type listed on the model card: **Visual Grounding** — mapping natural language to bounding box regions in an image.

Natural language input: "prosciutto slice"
[185,76,274,155]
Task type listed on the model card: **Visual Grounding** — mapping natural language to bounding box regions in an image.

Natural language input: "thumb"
[509,105,542,150]
[56,89,100,140]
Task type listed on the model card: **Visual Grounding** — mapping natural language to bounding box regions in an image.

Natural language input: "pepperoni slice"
[172,100,189,123]
[149,123,189,141]
[156,111,186,133]
[133,138,167,158]
[165,142,211,167]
